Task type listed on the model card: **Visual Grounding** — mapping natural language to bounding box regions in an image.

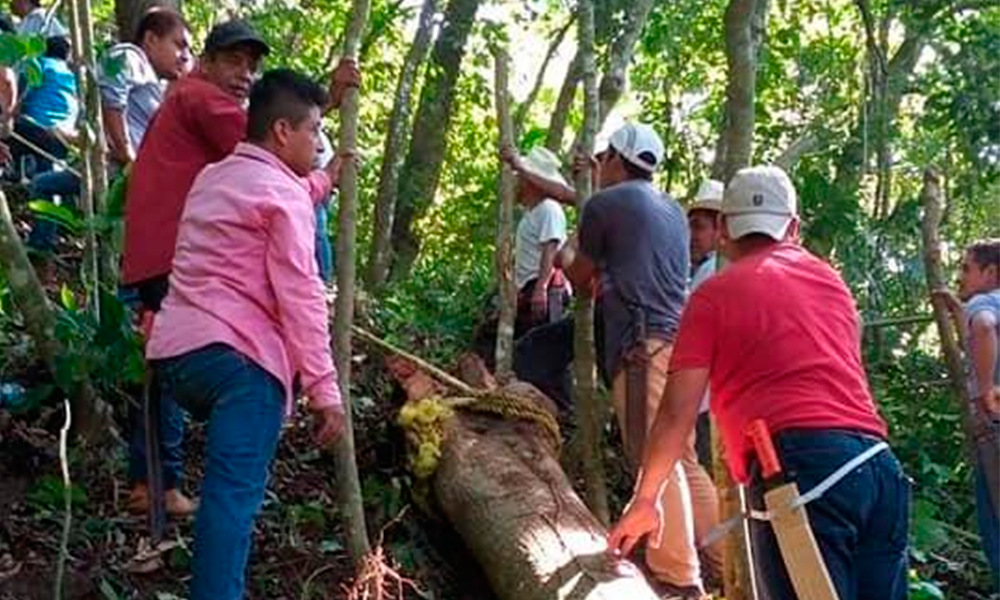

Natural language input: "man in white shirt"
[503,145,569,337]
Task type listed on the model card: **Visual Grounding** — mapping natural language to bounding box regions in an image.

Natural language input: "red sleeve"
[669,289,720,372]
[190,89,246,158]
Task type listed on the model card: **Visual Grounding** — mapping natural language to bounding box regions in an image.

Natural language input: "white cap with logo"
[721,165,798,241]
[608,123,665,174]
[519,146,569,187]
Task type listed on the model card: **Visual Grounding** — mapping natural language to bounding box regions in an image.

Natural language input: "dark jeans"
[153,344,285,600]
[747,429,910,600]
[128,274,184,488]
[26,169,80,253]
[976,418,1000,589]
[513,316,574,412]
[7,117,68,179]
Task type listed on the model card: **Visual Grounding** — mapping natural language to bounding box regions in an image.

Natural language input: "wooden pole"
[492,45,516,380]
[573,0,609,526]
[333,0,373,565]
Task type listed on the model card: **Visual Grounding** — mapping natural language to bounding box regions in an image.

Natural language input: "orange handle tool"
[747,419,783,479]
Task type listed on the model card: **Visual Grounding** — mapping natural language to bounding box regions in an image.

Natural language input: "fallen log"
[387,354,658,600]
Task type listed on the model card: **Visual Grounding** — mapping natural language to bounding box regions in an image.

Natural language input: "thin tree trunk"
[333,0,373,566]
[774,130,819,171]
[719,0,761,182]
[364,0,439,291]
[492,47,516,380]
[388,0,481,282]
[514,16,574,136]
[72,0,113,291]
[572,0,608,526]
[114,0,181,42]
[919,168,998,507]
[544,52,580,153]
[715,1,766,597]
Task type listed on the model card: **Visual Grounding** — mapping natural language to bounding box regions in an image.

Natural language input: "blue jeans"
[748,429,911,600]
[26,169,80,253]
[976,418,1000,589]
[153,343,285,600]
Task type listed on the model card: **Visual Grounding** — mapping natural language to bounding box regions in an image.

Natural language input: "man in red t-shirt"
[608,166,909,600]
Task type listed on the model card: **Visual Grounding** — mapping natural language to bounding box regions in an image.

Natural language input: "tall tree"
[387,0,481,282]
[333,0,374,566]
[492,46,516,380]
[573,0,609,526]
[713,0,767,597]
[365,0,440,291]
[114,0,181,42]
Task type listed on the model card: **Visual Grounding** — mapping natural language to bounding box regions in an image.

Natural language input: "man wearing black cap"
[120,20,360,519]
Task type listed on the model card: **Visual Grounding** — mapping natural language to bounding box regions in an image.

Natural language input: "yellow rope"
[398,392,561,479]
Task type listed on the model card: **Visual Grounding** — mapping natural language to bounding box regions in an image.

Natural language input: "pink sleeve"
[264,194,341,410]
[306,170,332,204]
[669,290,719,372]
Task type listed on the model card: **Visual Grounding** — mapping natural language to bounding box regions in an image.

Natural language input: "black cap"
[204,20,270,57]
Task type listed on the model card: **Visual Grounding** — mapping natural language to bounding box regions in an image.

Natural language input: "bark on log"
[392,356,658,600]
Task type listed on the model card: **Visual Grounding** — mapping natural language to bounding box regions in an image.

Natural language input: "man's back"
[671,243,887,481]
[122,73,246,285]
[20,57,77,132]
[579,179,689,376]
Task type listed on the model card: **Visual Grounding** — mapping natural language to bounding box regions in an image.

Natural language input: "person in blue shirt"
[4,35,78,179]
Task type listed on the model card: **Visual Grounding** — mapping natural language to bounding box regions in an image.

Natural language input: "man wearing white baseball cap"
[688,179,724,292]
[560,122,707,597]
[609,165,909,600]
[501,145,570,335]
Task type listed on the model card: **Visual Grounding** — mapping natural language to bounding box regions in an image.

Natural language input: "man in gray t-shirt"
[562,123,710,596]
[579,178,688,377]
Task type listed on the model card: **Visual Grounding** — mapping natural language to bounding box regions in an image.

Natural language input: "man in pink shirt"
[608,166,909,600]
[145,69,346,600]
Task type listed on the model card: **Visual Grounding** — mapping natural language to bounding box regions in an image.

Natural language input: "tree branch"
[513,14,574,134]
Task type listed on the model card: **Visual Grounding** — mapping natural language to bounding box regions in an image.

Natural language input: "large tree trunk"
[571,0,609,526]
[364,0,439,292]
[387,0,481,282]
[393,357,658,600]
[114,0,181,42]
[492,47,517,380]
[332,0,374,566]
[718,0,763,182]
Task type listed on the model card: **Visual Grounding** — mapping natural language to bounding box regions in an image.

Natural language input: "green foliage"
[27,474,87,512]
[50,288,144,407]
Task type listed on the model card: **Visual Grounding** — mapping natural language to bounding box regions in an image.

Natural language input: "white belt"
[699,441,890,548]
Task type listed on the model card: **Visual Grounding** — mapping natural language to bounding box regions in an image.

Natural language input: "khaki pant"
[612,340,722,588]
